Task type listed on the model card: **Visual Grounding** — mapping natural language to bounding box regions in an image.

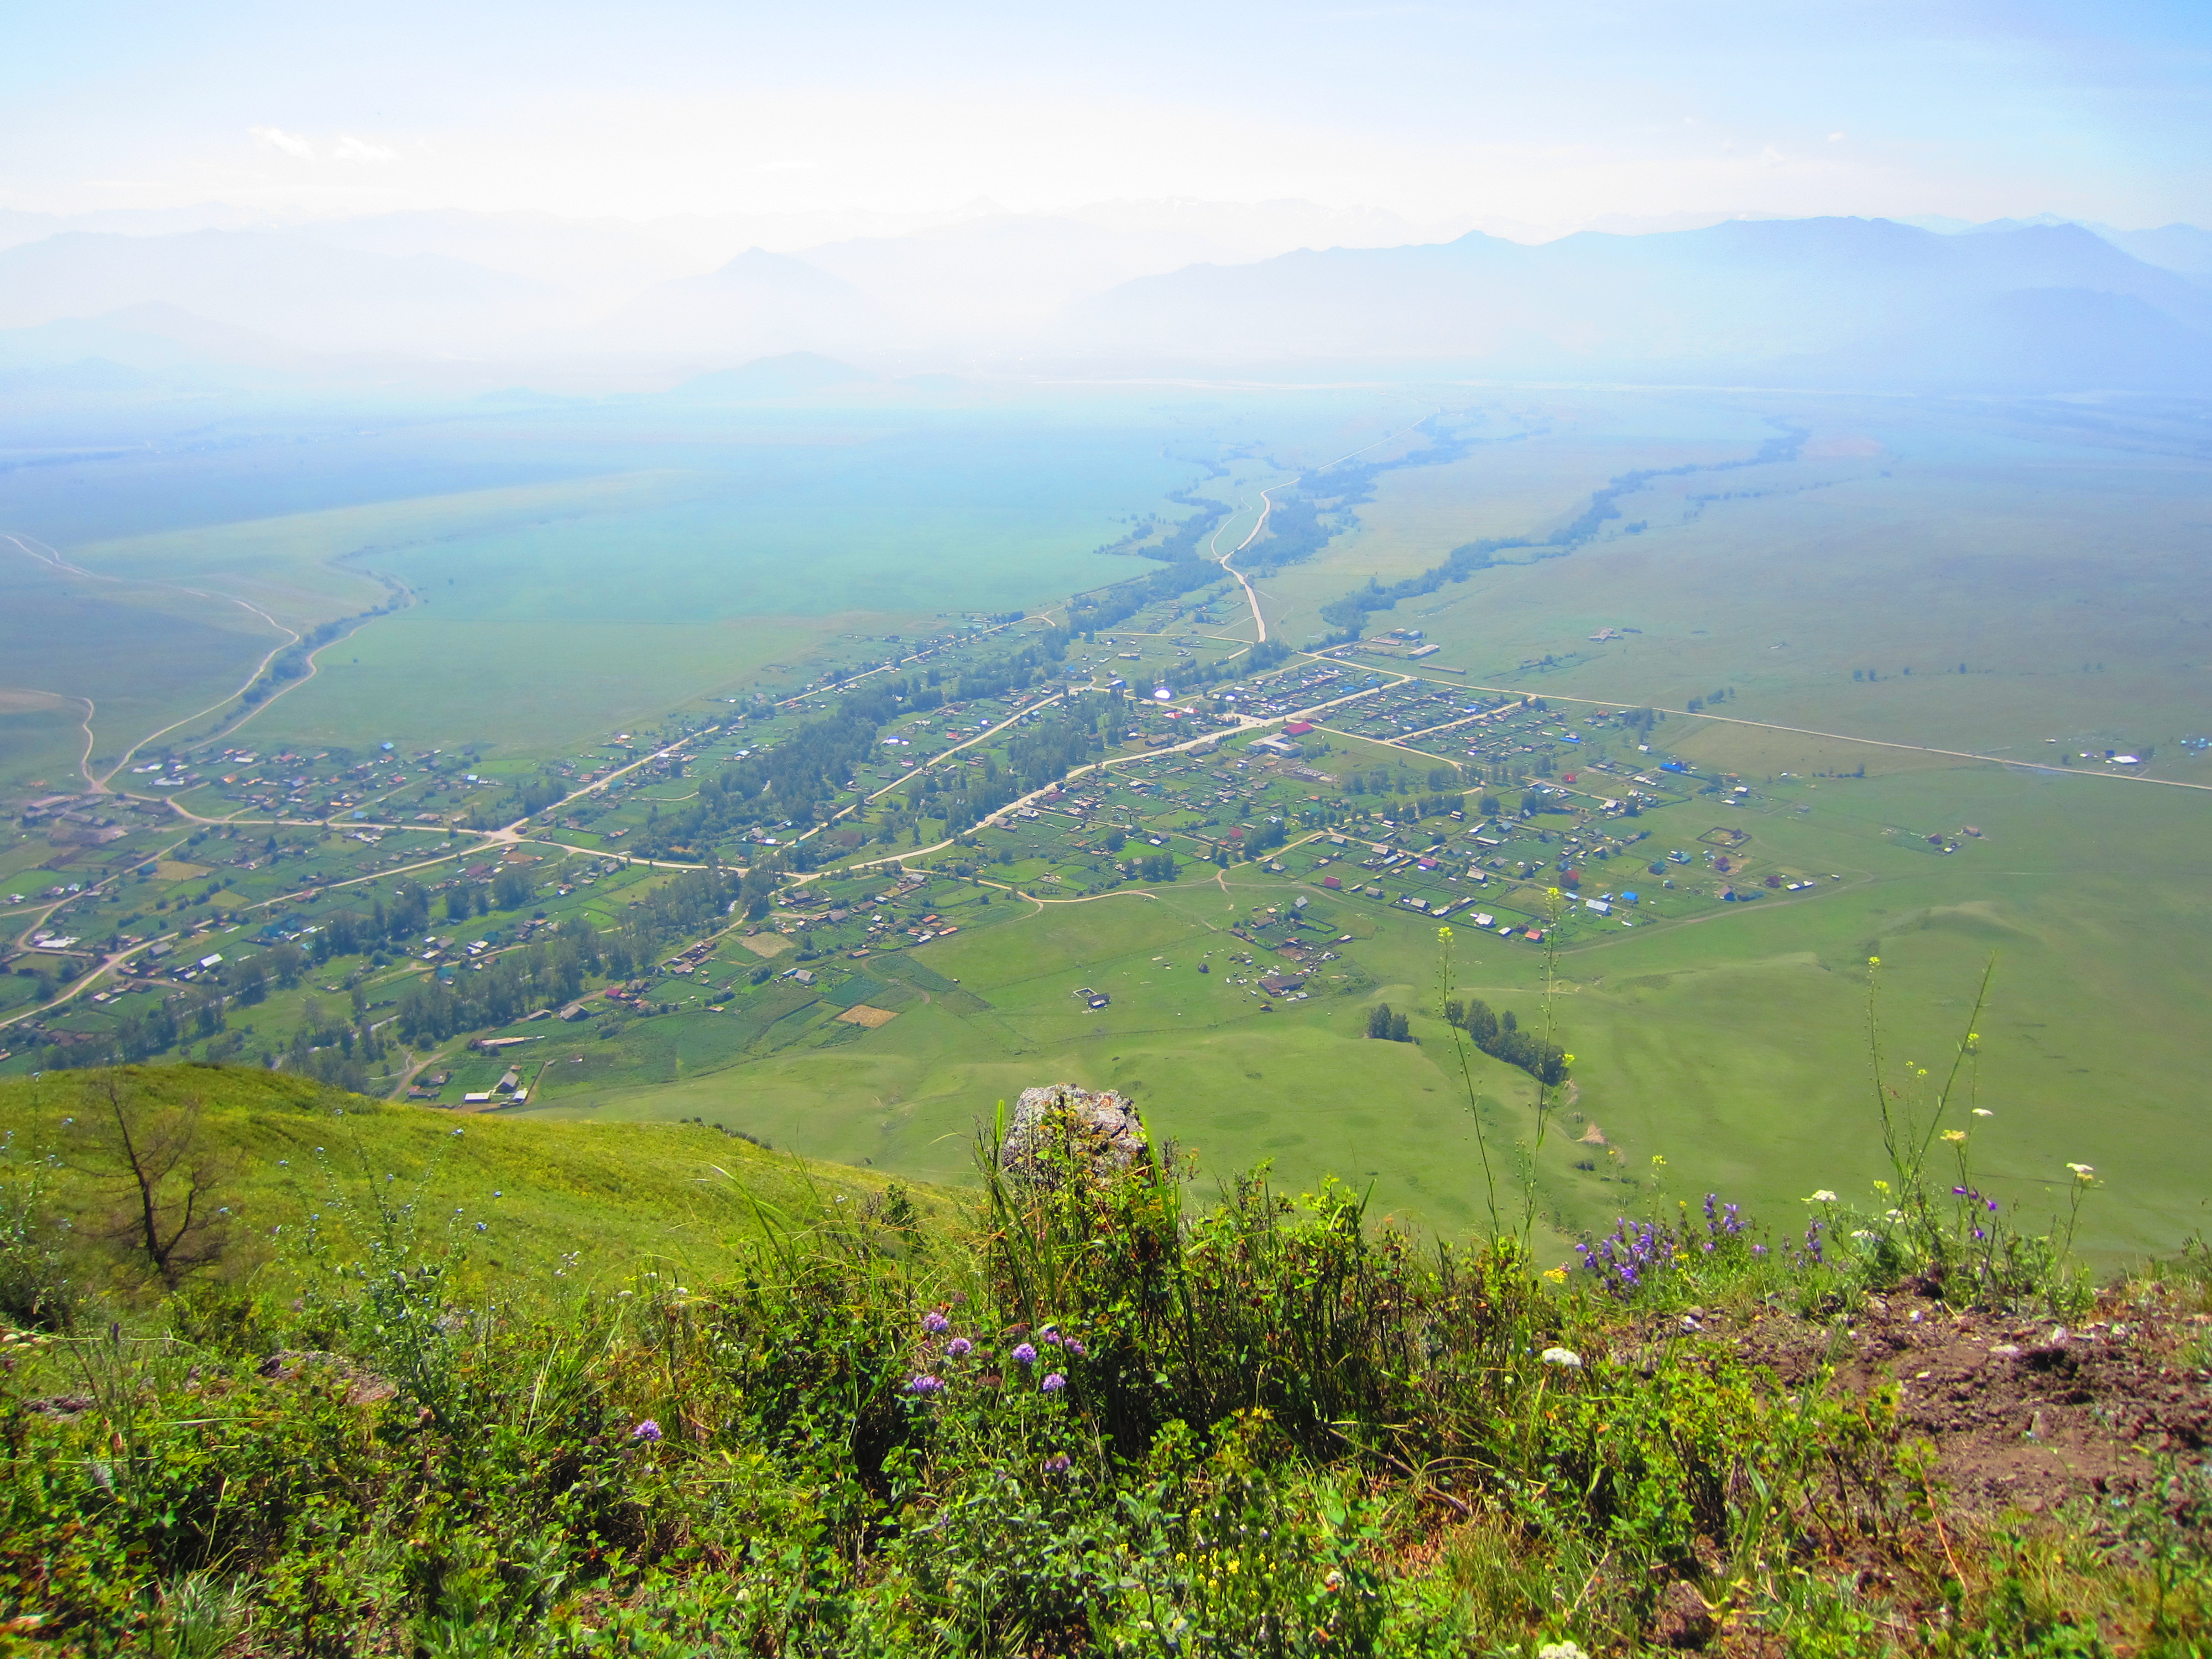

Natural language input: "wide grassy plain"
[5,379,2206,1265]
[2,398,1210,779]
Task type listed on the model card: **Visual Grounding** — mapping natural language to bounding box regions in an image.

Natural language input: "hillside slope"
[0,1065,946,1296]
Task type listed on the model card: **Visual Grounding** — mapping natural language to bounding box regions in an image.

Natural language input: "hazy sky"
[7,0,2208,231]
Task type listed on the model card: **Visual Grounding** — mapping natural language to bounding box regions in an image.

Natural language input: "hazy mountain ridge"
[1056,218,2212,390]
[0,204,2205,392]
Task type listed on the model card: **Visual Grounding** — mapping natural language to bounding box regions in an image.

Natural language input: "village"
[2,578,1991,1102]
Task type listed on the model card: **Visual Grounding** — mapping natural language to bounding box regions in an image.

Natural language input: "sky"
[5,0,2208,234]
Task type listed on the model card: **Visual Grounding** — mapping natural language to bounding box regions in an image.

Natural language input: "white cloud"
[332,134,399,163]
[249,125,315,160]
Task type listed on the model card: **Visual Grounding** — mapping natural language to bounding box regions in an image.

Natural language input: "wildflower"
[1540,1346,1582,1369]
[1041,1373,1067,1392]
[1538,1645,1592,1659]
[1011,1342,1039,1366]
[907,1374,945,1396]
[1940,1130,1967,1143]
[1809,1190,1837,1203]
[2067,1163,2095,1181]
[946,1335,973,1358]
[1868,956,1880,966]
[922,1311,950,1334]
[475,1222,487,1233]
[1040,1324,1062,1344]
[1063,1337,1086,1357]
[1542,1266,1568,1284]
[1044,1452,1072,1474]
[631,1420,663,1443]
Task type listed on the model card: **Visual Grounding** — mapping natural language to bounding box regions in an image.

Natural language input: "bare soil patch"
[1714,1290,2209,1519]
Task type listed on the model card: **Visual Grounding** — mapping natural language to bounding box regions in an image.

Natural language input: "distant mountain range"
[1056,218,2212,390]
[0,202,2204,394]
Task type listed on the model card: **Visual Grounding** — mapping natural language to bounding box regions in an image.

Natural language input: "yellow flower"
[1547,885,1561,898]
[1543,1266,1568,1283]
[1872,1180,1890,1192]
[1940,1130,1967,1143]
[1562,1053,1574,1064]
[2067,1162,2095,1180]
[1438,925,1453,941]
[1868,956,1880,966]
[1650,1154,1667,1169]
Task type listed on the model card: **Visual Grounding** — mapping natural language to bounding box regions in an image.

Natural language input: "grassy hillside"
[0,1064,948,1302]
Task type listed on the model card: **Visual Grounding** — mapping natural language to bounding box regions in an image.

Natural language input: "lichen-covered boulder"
[998,1084,1149,1186]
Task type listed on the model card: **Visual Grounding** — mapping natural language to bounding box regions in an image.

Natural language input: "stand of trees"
[637,633,1075,860]
[1444,997,1569,1086]
[1366,1003,1412,1041]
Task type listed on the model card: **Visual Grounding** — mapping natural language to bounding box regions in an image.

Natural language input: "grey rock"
[999,1085,1149,1186]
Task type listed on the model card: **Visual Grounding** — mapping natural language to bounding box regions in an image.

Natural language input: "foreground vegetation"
[0,1060,2206,1656]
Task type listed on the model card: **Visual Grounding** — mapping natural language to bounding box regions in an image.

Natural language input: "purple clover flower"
[946,1335,973,1358]
[631,1420,663,1443]
[922,1311,950,1334]
[1041,1372,1066,1392]
[907,1374,945,1396]
[1044,1452,1072,1474]
[1011,1342,1038,1366]
[1063,1337,1086,1358]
